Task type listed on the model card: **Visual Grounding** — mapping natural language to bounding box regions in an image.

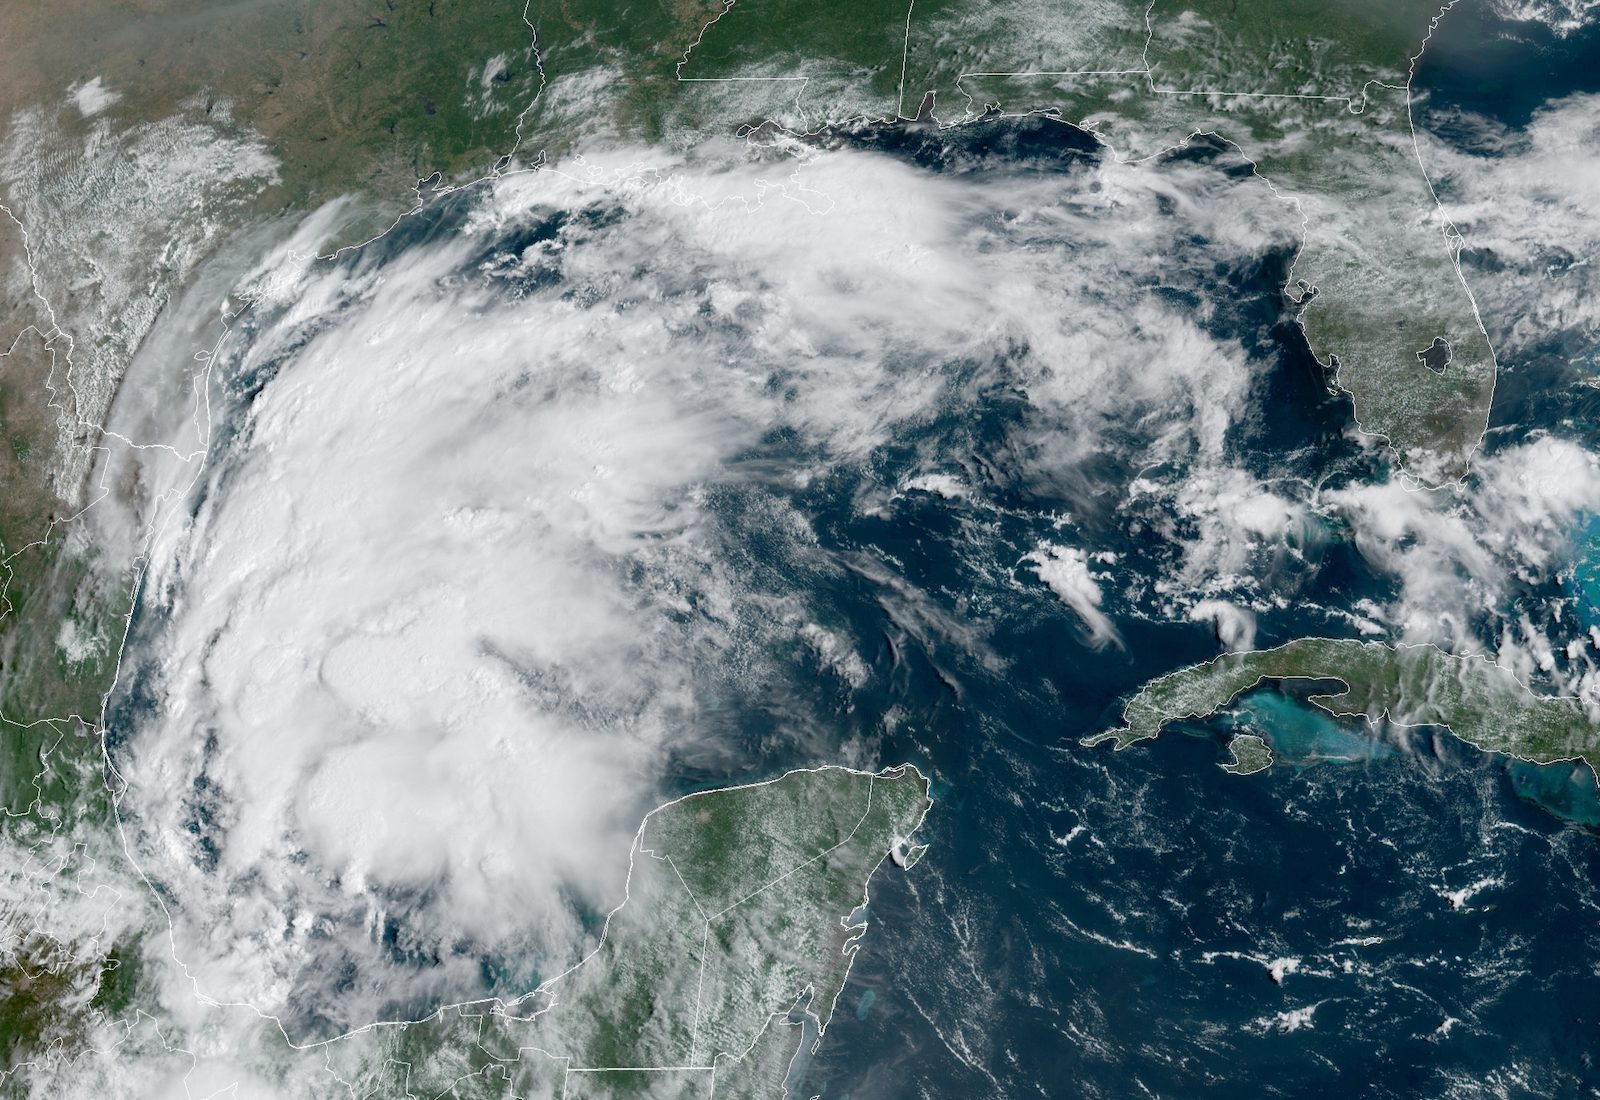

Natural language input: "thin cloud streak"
[109,139,1302,1036]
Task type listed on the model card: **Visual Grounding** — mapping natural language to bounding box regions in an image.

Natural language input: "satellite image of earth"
[2,0,1600,1095]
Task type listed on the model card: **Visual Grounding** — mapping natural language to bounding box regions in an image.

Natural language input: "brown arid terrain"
[0,0,546,738]
[1,0,540,220]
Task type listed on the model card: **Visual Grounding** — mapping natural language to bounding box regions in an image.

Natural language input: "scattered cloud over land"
[110,137,1305,1033]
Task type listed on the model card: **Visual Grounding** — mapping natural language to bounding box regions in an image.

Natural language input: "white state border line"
[0,2,556,1091]
[932,0,1492,489]
[285,765,924,1100]
[545,768,929,1098]
[659,852,714,1065]
[897,0,917,120]
[671,0,1406,125]
[708,776,878,921]
[39,8,925,1059]
[0,0,1482,1089]
[659,0,1479,482]
[549,770,882,1084]
[566,1066,713,1073]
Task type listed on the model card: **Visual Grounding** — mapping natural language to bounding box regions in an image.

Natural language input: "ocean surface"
[762,18,1600,1094]
[102,0,1600,1089]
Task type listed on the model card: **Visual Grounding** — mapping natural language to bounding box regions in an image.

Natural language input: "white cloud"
[1025,544,1121,648]
[69,76,120,117]
[108,139,1294,1033]
[1188,599,1257,651]
[1170,468,1307,588]
[904,473,967,499]
[1325,436,1600,663]
[0,98,278,502]
[1421,93,1600,362]
[1484,0,1600,35]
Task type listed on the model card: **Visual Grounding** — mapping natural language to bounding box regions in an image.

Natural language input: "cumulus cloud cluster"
[1421,92,1600,365]
[1128,90,1600,667]
[1025,544,1121,648]
[105,134,1302,1035]
[1270,90,1600,682]
[70,80,1600,1080]
[1487,0,1600,36]
[1326,437,1600,676]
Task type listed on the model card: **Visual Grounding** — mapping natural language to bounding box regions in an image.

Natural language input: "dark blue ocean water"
[751,465,1600,1099]
[107,23,1600,1084]
[680,100,1600,1098]
[1414,0,1600,133]
[1422,0,1600,444]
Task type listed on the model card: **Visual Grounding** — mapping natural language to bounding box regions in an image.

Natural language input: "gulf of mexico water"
[105,9,1600,1083]
[667,29,1600,1093]
[712,452,1600,1096]
[662,290,1600,1091]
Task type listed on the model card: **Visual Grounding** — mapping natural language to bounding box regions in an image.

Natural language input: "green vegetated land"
[0,2,555,1069]
[0,167,166,1100]
[1089,638,1600,773]
[662,0,1496,483]
[0,0,1496,787]
[0,0,1509,1084]
[0,0,550,818]
[314,765,931,1100]
[1220,733,1274,775]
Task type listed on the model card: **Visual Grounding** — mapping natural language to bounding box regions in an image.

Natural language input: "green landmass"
[1090,638,1600,773]
[0,198,169,1100]
[0,0,1512,1085]
[674,0,1494,481]
[0,0,1496,798]
[2,0,541,235]
[1221,733,1273,775]
[313,765,931,1100]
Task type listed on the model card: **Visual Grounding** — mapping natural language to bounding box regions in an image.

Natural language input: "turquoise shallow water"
[1507,757,1600,828]
[1569,513,1600,631]
[106,15,1600,1090]
[1214,688,1395,767]
[1207,686,1600,829]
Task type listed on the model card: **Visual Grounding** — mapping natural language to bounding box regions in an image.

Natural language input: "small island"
[1220,734,1274,775]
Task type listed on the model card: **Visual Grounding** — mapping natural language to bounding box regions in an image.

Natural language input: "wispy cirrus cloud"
[106,135,1304,1036]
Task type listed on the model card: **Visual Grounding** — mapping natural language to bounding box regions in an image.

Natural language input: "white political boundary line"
[543,770,917,1095]
[0,2,563,1092]
[670,0,923,124]
[1401,0,1499,487]
[548,767,935,1093]
[0,198,223,1094]
[708,776,878,922]
[661,852,711,1066]
[666,0,1416,133]
[897,0,916,121]
[668,0,821,128]
[566,1066,713,1073]
[665,0,1385,138]
[704,771,932,1100]
[0,3,939,1095]
[273,767,918,1097]
[6,0,1486,1087]
[690,921,711,1067]
[937,0,1493,489]
[959,22,1388,107]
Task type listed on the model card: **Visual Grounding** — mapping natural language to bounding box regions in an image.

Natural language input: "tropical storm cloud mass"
[4,0,1600,1096]
[112,137,1305,1034]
